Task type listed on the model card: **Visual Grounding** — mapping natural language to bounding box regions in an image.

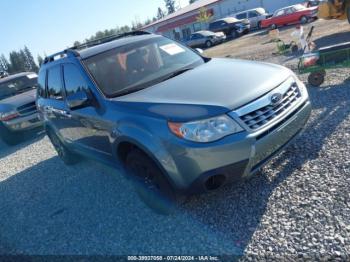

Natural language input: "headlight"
[0,110,19,121]
[168,115,244,143]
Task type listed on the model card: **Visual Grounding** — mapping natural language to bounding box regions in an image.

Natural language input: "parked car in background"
[209,17,250,38]
[37,31,311,212]
[0,72,42,145]
[232,7,270,29]
[306,0,321,7]
[261,4,318,29]
[186,30,226,48]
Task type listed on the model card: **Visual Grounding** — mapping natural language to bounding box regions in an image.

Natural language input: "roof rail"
[43,49,79,64]
[70,30,151,50]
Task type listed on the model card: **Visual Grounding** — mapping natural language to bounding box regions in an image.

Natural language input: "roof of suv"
[41,32,160,65]
[0,72,36,84]
[78,34,160,59]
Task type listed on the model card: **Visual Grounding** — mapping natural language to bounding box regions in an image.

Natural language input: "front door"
[61,63,112,157]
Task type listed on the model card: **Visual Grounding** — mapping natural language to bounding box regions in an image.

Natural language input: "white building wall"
[144,0,305,39]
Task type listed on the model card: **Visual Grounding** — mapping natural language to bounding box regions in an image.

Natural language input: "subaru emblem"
[270,93,282,105]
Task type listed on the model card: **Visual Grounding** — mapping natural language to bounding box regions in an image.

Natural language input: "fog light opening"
[205,174,226,191]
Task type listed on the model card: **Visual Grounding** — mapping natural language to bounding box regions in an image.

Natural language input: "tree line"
[0,0,196,74]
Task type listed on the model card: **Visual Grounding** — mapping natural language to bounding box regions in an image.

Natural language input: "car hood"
[114,58,292,112]
[0,88,36,112]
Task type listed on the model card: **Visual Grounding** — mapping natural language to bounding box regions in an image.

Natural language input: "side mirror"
[195,48,204,54]
[66,91,90,109]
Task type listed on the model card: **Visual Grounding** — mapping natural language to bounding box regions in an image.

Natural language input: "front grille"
[17,101,37,116]
[240,84,301,130]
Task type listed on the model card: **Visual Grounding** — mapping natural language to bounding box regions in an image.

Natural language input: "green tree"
[24,46,39,72]
[0,55,10,72]
[196,7,213,24]
[164,0,176,14]
[157,7,165,19]
[37,55,44,67]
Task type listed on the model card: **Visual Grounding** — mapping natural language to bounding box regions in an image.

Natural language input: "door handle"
[54,109,72,118]
[44,106,53,113]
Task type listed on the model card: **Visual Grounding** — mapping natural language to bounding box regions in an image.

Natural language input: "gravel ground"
[1,19,350,259]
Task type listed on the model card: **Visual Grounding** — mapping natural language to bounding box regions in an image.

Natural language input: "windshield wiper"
[161,67,193,82]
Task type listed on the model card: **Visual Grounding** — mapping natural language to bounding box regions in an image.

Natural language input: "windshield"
[294,4,305,11]
[0,74,37,100]
[84,37,205,97]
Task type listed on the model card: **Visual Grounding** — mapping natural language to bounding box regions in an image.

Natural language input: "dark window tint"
[37,70,46,98]
[209,21,223,29]
[63,64,89,97]
[47,66,63,100]
[248,11,258,18]
[236,13,246,19]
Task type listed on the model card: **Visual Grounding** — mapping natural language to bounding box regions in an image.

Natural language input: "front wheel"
[231,30,239,38]
[47,130,80,165]
[205,40,212,48]
[300,16,308,24]
[270,24,277,30]
[0,124,20,146]
[125,148,182,215]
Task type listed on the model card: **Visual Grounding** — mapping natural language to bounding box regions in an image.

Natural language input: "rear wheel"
[47,129,80,165]
[125,148,181,215]
[308,70,326,87]
[270,24,277,30]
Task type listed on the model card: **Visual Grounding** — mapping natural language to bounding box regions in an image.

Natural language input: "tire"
[270,24,277,30]
[308,70,326,87]
[0,124,20,146]
[125,148,181,215]
[257,21,262,29]
[47,129,80,165]
[231,30,239,38]
[205,40,212,48]
[300,16,308,24]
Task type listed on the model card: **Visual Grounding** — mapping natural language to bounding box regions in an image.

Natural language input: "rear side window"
[37,70,46,98]
[63,64,90,97]
[209,21,222,29]
[47,66,63,100]
[236,13,246,20]
[248,11,258,18]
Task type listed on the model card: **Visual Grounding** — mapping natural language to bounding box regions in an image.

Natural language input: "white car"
[232,7,270,29]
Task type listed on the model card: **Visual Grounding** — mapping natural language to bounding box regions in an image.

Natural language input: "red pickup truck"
[261,4,318,29]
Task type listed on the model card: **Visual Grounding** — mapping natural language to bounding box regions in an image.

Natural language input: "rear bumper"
[2,113,42,132]
[162,100,311,194]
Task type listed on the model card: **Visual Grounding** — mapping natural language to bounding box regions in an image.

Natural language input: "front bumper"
[2,113,42,132]
[163,100,311,194]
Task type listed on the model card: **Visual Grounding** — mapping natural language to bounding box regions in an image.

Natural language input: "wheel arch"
[113,134,182,191]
